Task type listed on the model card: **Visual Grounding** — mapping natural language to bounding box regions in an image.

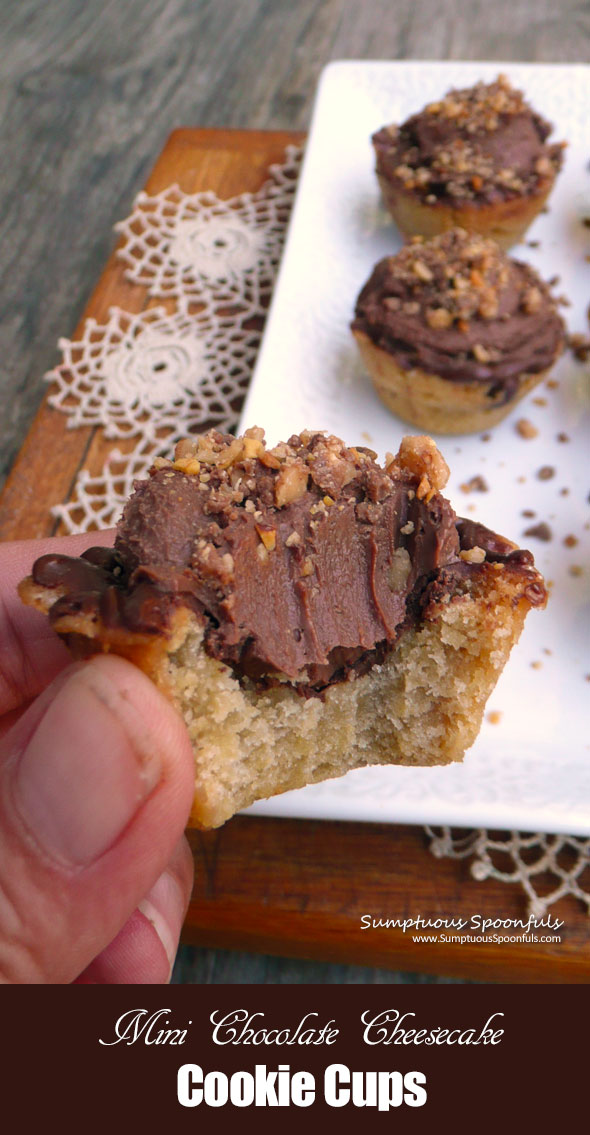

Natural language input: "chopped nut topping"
[523,286,542,314]
[174,438,197,459]
[516,419,539,440]
[245,425,265,441]
[426,306,453,329]
[285,531,301,548]
[400,520,415,535]
[412,259,434,281]
[535,155,553,177]
[274,462,309,508]
[388,547,411,590]
[460,546,486,563]
[472,343,491,363]
[416,475,432,501]
[392,435,450,494]
[255,524,276,552]
[478,292,499,320]
[174,456,201,475]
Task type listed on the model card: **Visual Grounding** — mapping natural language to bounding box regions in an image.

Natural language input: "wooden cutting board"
[2,128,587,982]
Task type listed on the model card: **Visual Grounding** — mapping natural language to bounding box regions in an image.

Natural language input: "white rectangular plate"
[240,61,590,835]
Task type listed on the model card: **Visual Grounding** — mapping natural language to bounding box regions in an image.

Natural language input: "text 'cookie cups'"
[20,429,546,828]
[373,75,565,250]
[352,228,565,434]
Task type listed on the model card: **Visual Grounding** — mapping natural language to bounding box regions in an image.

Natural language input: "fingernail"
[14,659,162,866]
[138,867,186,979]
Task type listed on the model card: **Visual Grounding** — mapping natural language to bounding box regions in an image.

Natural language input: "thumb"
[0,654,196,983]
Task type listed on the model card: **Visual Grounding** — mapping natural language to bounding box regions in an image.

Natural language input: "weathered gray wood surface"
[1,0,585,983]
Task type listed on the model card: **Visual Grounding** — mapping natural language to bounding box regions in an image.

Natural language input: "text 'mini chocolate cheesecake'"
[20,428,547,828]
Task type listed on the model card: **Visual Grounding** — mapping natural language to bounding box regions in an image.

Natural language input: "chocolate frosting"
[352,230,564,397]
[31,429,546,697]
[373,75,564,205]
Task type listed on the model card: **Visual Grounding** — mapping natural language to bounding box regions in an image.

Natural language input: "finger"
[73,837,194,984]
[0,653,195,984]
[0,530,114,716]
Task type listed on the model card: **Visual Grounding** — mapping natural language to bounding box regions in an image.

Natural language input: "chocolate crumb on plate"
[523,521,552,541]
[564,534,579,547]
[460,475,489,493]
[536,465,555,480]
[567,333,590,362]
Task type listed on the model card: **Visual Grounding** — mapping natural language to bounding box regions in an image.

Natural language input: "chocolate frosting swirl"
[31,430,546,697]
[352,230,564,397]
[373,75,564,205]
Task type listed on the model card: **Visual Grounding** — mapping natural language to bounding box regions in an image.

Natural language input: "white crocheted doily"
[44,142,589,918]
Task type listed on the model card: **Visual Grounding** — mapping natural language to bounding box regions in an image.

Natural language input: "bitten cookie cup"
[373,75,565,250]
[20,429,546,829]
[352,228,565,435]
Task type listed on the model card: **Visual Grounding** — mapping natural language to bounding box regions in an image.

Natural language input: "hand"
[0,533,196,984]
